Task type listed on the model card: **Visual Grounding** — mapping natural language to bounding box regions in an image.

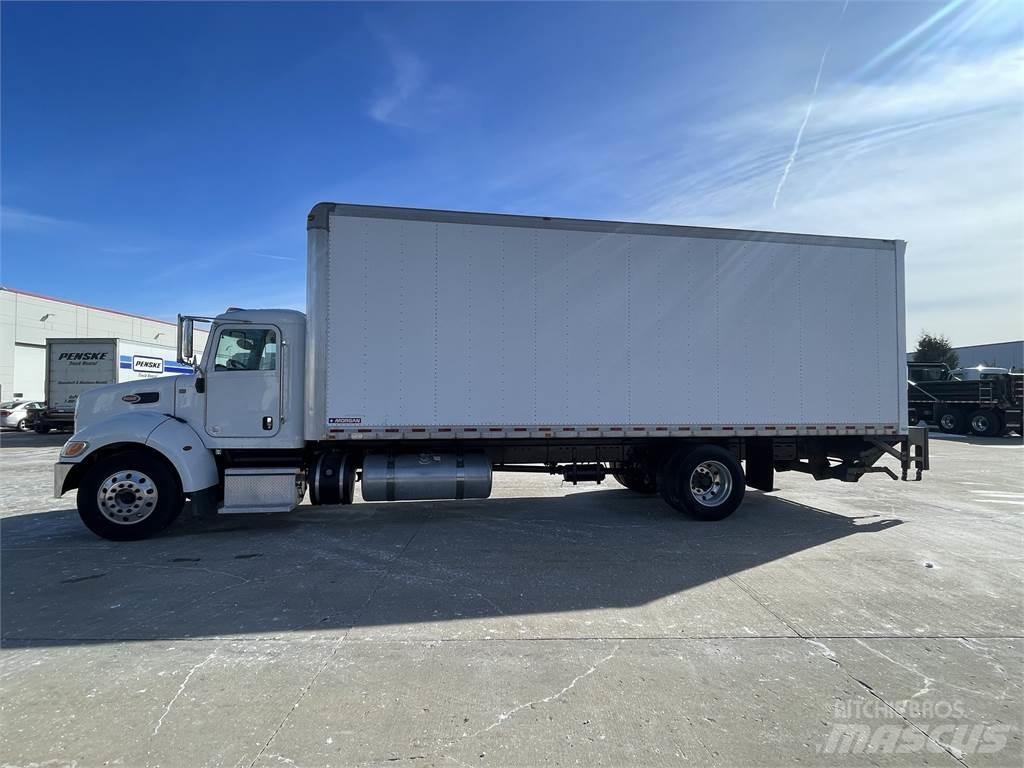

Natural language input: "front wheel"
[34,423,50,435]
[659,445,745,520]
[77,452,183,541]
[969,409,1002,437]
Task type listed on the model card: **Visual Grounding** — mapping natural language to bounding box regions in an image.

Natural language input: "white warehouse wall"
[0,287,208,402]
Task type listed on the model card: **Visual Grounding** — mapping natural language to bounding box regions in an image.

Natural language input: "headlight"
[61,441,89,458]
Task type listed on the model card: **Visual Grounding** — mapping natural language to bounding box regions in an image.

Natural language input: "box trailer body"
[307,207,908,440]
[35,338,185,433]
[54,203,928,541]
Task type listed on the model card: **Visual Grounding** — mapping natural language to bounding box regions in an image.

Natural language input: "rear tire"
[937,409,966,435]
[76,452,183,541]
[34,424,50,435]
[659,445,745,520]
[968,409,1001,437]
[613,469,657,494]
[16,419,27,431]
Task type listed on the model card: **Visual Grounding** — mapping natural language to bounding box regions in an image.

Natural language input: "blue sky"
[2,1,1021,346]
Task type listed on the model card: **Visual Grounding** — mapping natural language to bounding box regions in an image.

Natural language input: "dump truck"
[908,361,1022,436]
[54,203,928,540]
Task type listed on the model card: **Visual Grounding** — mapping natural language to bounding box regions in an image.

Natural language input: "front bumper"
[54,462,74,498]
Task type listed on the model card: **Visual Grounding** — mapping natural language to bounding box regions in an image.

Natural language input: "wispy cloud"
[636,40,1024,346]
[0,206,73,231]
[772,0,850,208]
[256,252,296,262]
[856,0,972,78]
[369,33,424,127]
[368,29,461,129]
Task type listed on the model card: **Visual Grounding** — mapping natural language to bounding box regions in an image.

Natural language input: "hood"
[75,375,191,432]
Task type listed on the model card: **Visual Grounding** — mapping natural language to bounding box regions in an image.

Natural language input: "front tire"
[34,424,50,435]
[77,452,183,541]
[969,409,1001,437]
[659,445,745,520]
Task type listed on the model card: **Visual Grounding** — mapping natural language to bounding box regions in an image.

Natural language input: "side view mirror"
[179,317,195,363]
[177,314,213,368]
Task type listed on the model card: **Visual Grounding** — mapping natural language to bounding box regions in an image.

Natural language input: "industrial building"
[0,286,207,402]
[953,340,1023,371]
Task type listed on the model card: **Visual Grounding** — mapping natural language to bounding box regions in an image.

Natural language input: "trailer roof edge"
[309,202,900,251]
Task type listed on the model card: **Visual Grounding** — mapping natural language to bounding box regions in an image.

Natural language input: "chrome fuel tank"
[361,452,492,501]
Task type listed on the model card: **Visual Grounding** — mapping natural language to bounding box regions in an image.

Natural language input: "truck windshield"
[910,366,947,382]
[213,329,277,371]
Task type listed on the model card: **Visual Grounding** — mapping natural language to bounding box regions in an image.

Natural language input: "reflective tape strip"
[322,424,903,439]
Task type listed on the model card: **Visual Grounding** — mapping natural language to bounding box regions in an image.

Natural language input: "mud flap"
[745,438,775,491]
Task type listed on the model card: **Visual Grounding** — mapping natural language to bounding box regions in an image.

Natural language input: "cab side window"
[213,329,277,371]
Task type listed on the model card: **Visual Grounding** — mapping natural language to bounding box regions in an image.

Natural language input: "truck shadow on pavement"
[1,489,902,648]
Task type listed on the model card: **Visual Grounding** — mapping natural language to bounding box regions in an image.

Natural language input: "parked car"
[0,401,44,431]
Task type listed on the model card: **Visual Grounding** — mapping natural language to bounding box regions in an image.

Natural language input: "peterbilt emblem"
[121,394,141,404]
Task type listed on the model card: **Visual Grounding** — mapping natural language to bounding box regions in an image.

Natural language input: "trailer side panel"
[310,207,904,440]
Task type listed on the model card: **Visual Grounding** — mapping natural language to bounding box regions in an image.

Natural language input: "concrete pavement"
[1,434,1021,766]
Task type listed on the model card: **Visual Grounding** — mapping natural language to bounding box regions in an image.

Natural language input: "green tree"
[914,332,959,368]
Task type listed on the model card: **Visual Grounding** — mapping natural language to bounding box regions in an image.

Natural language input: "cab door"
[205,325,281,438]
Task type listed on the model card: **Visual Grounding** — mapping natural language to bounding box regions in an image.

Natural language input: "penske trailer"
[34,338,187,434]
[54,203,928,540]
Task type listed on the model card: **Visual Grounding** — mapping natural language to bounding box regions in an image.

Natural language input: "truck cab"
[907,361,953,383]
[54,308,307,540]
[175,309,306,447]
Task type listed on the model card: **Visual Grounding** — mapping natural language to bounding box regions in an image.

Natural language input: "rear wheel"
[937,409,966,434]
[77,452,183,541]
[16,418,27,431]
[659,445,745,520]
[34,423,50,435]
[968,409,1001,437]
[613,468,657,494]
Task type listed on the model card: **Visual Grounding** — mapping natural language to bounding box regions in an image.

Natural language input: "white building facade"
[0,287,206,402]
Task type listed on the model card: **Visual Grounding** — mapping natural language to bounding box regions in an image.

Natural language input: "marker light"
[61,441,89,458]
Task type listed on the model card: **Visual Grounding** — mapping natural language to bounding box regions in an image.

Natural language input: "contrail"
[772,0,850,209]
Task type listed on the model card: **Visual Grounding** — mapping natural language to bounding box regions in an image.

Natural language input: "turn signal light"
[61,441,89,458]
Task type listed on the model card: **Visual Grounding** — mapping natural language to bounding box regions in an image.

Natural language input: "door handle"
[263,416,274,431]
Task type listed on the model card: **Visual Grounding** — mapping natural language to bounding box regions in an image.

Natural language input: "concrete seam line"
[247,519,428,768]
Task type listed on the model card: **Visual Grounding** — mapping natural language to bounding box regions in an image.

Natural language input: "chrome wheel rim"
[97,470,158,525]
[689,460,732,507]
[940,414,956,430]
[971,414,990,433]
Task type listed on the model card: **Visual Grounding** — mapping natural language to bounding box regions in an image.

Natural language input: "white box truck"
[55,204,928,540]
[34,338,188,434]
